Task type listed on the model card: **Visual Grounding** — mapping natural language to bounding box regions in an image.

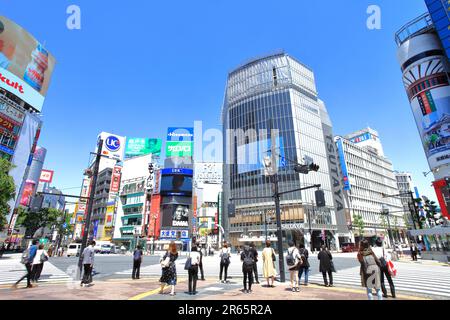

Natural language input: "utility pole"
[77,139,103,279]
[271,173,285,283]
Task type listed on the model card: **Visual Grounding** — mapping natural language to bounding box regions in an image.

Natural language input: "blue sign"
[105,136,121,152]
[160,229,189,239]
[350,132,372,144]
[161,168,193,176]
[425,0,450,59]
[167,127,194,141]
[336,138,351,191]
[0,145,14,155]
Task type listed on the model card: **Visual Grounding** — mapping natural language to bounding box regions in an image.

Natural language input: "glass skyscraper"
[221,52,342,251]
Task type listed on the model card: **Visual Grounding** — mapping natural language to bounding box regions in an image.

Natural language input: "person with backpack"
[13,240,38,289]
[357,239,383,300]
[132,245,143,280]
[249,242,259,284]
[262,240,276,287]
[286,241,302,292]
[373,238,396,298]
[187,245,201,295]
[240,245,255,294]
[298,244,310,286]
[159,241,179,296]
[80,240,96,287]
[31,244,49,283]
[318,245,333,287]
[219,242,231,283]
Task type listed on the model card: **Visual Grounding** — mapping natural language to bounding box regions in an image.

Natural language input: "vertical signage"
[110,166,122,193]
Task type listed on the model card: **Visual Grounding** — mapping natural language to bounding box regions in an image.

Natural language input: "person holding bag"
[219,242,231,283]
[286,241,302,292]
[31,244,49,283]
[357,239,383,300]
[159,241,178,296]
[262,240,276,288]
[240,245,255,294]
[186,246,201,295]
[373,238,396,298]
[318,245,333,287]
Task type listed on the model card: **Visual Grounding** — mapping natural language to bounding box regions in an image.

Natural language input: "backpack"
[243,251,254,269]
[299,249,308,267]
[286,249,295,266]
[133,250,142,261]
[20,248,30,264]
[221,250,230,265]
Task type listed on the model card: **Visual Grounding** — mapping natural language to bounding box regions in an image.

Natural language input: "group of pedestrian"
[13,240,50,289]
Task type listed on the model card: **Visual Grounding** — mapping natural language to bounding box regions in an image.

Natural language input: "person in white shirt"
[373,238,396,298]
[287,241,302,292]
[31,244,49,283]
[187,246,201,295]
[219,242,231,283]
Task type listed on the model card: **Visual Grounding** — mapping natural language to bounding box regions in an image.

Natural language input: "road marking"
[128,280,188,300]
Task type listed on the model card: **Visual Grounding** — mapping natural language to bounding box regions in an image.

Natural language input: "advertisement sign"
[92,220,99,238]
[166,141,193,157]
[350,132,372,144]
[110,166,122,193]
[153,169,161,195]
[160,169,193,196]
[336,138,351,191]
[0,16,56,111]
[161,204,189,228]
[160,229,189,239]
[97,132,126,162]
[19,180,35,206]
[149,194,161,237]
[32,146,46,162]
[0,101,24,124]
[194,163,223,184]
[167,127,194,141]
[0,112,20,133]
[125,138,162,158]
[39,169,54,183]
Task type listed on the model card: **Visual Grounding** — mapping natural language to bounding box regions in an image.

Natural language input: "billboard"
[125,138,162,158]
[162,204,190,228]
[167,127,194,141]
[166,141,193,157]
[32,146,46,162]
[0,100,25,124]
[19,180,35,206]
[97,132,126,162]
[39,169,54,183]
[0,16,56,111]
[110,166,122,193]
[336,138,351,191]
[160,168,193,196]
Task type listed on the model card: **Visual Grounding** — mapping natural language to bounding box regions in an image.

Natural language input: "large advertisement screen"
[161,204,190,228]
[0,16,56,111]
[167,127,194,141]
[166,141,193,157]
[125,138,162,158]
[160,168,193,196]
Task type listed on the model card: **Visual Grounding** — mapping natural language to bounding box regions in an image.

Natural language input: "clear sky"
[0,0,439,202]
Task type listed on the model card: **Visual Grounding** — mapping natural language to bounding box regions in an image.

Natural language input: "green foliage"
[423,199,441,227]
[17,207,62,238]
[352,214,365,238]
[0,158,16,230]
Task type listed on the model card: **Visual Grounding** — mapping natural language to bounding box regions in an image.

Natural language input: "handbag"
[160,253,171,268]
[386,260,397,277]
[40,251,48,263]
[184,254,192,270]
[330,260,337,273]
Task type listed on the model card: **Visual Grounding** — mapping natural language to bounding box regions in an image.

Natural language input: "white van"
[67,243,82,257]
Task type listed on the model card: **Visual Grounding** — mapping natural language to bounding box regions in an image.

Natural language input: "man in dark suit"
[249,242,259,284]
[197,243,205,280]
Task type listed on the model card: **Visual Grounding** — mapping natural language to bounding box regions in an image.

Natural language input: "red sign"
[0,113,18,132]
[110,166,122,193]
[39,169,54,183]
[19,181,35,206]
[433,179,449,219]
[148,194,161,238]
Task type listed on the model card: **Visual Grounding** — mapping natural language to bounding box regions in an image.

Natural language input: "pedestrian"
[219,242,231,283]
[318,245,333,287]
[187,245,201,295]
[31,244,49,283]
[80,240,96,287]
[410,244,418,261]
[286,241,301,292]
[159,241,178,296]
[57,246,63,257]
[262,240,276,288]
[249,242,259,284]
[357,239,383,300]
[373,238,396,298]
[47,245,53,257]
[240,244,255,294]
[13,240,38,289]
[132,245,143,279]
[197,242,205,281]
[298,244,310,286]
[0,243,5,258]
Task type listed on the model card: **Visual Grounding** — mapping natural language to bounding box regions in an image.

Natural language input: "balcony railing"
[395,13,434,46]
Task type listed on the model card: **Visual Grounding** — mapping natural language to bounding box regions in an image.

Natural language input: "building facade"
[425,0,450,59]
[335,129,406,245]
[394,171,418,229]
[222,52,339,251]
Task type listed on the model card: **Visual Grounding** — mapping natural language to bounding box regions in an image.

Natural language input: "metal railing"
[395,13,434,46]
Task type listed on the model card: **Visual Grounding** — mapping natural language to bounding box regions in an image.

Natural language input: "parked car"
[341,242,357,252]
[100,244,113,254]
[67,243,82,257]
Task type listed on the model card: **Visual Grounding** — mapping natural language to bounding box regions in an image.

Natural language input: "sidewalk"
[0,277,429,300]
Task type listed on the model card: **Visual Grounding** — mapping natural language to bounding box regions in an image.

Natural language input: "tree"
[16,207,62,238]
[423,199,441,227]
[0,158,16,230]
[353,214,365,240]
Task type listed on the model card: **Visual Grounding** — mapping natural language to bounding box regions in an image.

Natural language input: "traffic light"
[294,164,309,174]
[315,189,326,207]
[309,163,319,172]
[228,203,236,217]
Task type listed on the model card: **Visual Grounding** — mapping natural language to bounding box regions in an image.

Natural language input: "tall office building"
[394,171,419,228]
[335,129,406,244]
[222,52,340,251]
[395,13,450,219]
[424,0,450,59]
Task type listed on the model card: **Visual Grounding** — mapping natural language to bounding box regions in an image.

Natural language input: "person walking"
[31,244,49,283]
[13,240,38,289]
[197,242,205,281]
[132,245,143,280]
[286,241,302,292]
[80,240,96,287]
[159,241,178,296]
[241,245,255,294]
[249,242,259,284]
[357,239,383,300]
[219,242,231,283]
[187,246,201,295]
[298,244,310,286]
[262,240,277,287]
[318,245,333,287]
[373,238,396,298]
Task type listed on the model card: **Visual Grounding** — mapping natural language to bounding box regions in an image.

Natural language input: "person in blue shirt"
[13,239,38,289]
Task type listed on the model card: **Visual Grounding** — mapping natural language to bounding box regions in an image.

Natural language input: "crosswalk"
[306,262,450,298]
[0,254,73,285]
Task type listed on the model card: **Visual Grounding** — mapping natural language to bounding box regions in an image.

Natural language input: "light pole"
[381,204,395,252]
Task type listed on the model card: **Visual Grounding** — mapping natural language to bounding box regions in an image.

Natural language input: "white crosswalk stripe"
[306,262,450,298]
[0,255,73,285]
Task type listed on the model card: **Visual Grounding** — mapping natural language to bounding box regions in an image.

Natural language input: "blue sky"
[0,0,439,201]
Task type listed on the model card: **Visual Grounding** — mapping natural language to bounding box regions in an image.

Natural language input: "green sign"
[125,138,162,158]
[166,141,193,157]
[39,238,48,245]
